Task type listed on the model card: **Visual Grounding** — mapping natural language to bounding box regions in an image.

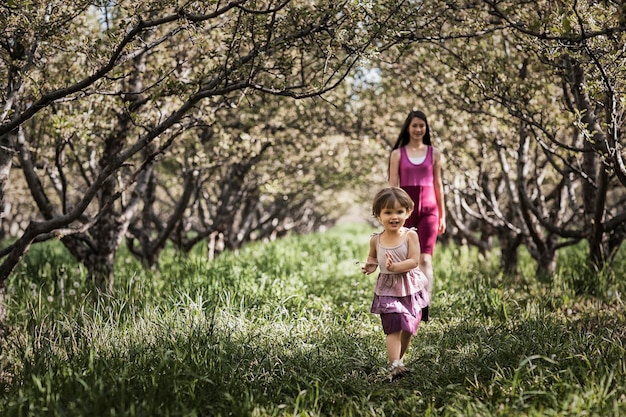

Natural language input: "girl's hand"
[438,218,446,235]
[361,263,377,274]
[385,252,395,272]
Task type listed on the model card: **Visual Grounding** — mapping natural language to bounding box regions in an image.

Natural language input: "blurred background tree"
[0,0,624,323]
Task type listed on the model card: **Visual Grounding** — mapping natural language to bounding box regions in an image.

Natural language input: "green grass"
[0,224,624,416]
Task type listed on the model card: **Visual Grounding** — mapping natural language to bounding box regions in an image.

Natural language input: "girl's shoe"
[390,360,410,381]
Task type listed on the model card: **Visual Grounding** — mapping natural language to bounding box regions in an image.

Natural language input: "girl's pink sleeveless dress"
[369,231,430,335]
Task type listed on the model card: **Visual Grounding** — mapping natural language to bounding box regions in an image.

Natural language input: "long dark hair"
[391,110,431,150]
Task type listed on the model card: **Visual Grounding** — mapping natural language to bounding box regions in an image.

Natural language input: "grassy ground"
[0,223,624,416]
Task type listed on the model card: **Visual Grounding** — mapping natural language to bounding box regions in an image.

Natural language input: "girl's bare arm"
[433,147,446,235]
[388,149,401,187]
[362,235,379,274]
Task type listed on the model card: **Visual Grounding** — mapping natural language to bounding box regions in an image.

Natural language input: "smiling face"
[377,201,411,232]
[408,117,428,142]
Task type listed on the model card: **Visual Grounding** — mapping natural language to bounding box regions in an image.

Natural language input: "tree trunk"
[499,232,523,276]
[86,250,116,295]
[73,49,151,293]
[90,227,119,294]
[0,133,14,241]
[0,284,6,337]
[535,234,558,283]
[126,163,197,268]
[566,56,610,273]
[588,165,608,272]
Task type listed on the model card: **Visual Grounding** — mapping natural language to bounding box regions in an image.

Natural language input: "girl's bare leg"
[387,330,411,380]
[420,253,434,293]
[399,330,412,360]
[385,331,402,364]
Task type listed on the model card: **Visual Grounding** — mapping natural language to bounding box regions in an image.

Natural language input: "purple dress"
[398,146,439,255]
[369,231,430,335]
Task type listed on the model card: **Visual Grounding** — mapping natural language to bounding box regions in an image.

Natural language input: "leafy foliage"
[0,0,389,289]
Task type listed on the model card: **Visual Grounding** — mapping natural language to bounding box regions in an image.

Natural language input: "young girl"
[362,187,430,381]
